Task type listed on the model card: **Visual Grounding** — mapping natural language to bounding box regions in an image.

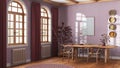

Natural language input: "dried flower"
[100,33,110,45]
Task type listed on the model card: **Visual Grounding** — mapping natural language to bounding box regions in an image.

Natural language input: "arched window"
[41,7,51,43]
[8,1,27,45]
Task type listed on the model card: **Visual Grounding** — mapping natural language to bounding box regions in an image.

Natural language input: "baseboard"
[7,63,11,67]
[110,56,120,60]
[78,54,120,60]
[26,59,31,62]
[7,59,31,67]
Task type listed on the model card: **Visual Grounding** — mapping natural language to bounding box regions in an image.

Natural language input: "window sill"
[7,44,28,48]
[41,42,51,45]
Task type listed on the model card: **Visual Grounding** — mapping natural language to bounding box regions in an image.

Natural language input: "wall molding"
[7,59,31,67]
[26,59,31,62]
[78,54,120,59]
[7,63,11,67]
[110,56,120,60]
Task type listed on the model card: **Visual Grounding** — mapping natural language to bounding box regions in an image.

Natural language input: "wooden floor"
[9,57,120,68]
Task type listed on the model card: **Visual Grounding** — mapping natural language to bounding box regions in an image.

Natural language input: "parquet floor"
[9,57,120,68]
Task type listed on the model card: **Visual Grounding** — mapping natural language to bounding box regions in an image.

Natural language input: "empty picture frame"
[82,17,94,35]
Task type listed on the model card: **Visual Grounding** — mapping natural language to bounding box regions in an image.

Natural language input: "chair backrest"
[63,44,73,52]
[87,48,100,54]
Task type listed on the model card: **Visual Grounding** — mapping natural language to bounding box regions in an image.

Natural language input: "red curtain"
[51,7,59,57]
[0,0,7,68]
[31,2,41,61]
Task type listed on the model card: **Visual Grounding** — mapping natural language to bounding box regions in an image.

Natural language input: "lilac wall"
[59,1,120,57]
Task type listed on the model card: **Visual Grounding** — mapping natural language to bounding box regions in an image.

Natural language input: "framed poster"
[82,17,94,35]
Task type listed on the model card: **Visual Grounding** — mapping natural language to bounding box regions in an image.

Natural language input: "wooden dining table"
[64,44,117,63]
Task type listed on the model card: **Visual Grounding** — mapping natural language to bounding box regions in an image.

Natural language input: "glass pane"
[16,15,19,21]
[12,7,17,12]
[16,23,19,28]
[43,19,47,24]
[16,30,19,36]
[20,23,22,28]
[44,13,47,17]
[43,25,47,29]
[19,15,22,21]
[12,2,17,7]
[18,8,22,13]
[8,29,14,36]
[9,22,14,28]
[41,8,44,12]
[11,14,14,21]
[82,17,87,21]
[10,30,14,36]
[19,30,22,35]
[8,22,11,28]
[8,14,10,20]
[19,37,22,43]
[41,13,44,16]
[43,31,47,35]
[43,36,47,41]
[18,5,20,7]
[16,37,19,43]
[8,6,11,11]
[8,37,11,44]
[43,13,45,16]
[10,37,14,44]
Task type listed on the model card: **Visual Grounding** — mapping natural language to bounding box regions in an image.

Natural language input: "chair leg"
[96,54,98,63]
[87,54,91,62]
[62,53,65,61]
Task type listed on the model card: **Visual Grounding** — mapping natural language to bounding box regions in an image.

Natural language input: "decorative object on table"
[109,24,116,30]
[109,31,117,38]
[58,22,73,56]
[109,9,117,16]
[100,34,110,46]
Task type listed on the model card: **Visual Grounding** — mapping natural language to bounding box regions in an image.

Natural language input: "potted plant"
[58,22,73,56]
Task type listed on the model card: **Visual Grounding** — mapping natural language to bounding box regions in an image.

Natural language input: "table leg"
[72,48,74,60]
[72,48,78,61]
[104,48,109,63]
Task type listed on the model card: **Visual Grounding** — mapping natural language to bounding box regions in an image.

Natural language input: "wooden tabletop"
[64,44,117,49]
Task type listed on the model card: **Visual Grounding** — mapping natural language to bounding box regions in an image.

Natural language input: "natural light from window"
[8,1,27,45]
[75,13,87,44]
[41,7,51,43]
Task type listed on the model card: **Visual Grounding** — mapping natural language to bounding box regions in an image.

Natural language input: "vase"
[102,42,106,46]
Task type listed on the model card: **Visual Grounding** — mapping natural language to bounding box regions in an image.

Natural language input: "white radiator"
[41,45,51,59]
[12,48,26,65]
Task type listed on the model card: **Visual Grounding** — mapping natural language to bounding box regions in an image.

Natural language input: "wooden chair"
[62,45,73,62]
[87,47,102,63]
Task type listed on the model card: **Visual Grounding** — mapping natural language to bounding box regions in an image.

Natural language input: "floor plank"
[8,57,120,68]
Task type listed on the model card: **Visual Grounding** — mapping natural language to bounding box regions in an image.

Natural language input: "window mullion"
[47,18,48,42]
[14,14,16,44]
[22,14,24,44]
